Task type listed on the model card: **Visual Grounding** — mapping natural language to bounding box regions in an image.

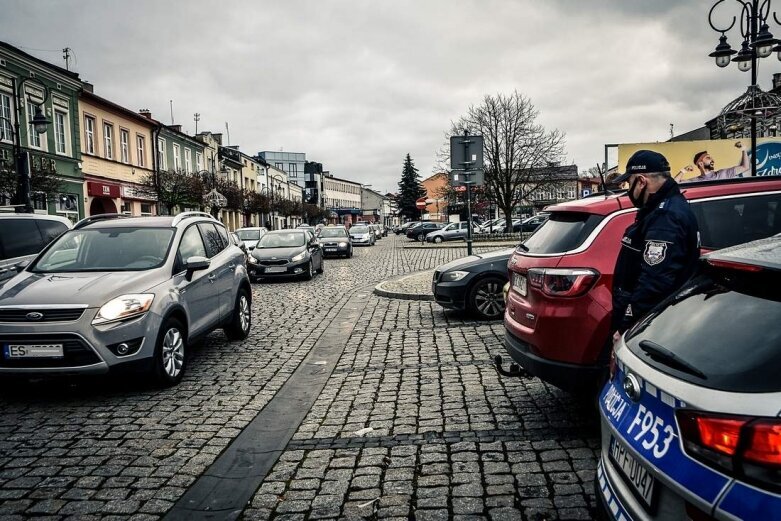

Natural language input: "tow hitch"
[494,355,527,377]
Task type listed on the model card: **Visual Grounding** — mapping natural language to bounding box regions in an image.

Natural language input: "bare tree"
[137,169,202,215]
[451,91,566,231]
[0,156,63,207]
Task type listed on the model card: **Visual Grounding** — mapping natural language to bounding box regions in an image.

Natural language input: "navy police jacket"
[612,178,699,332]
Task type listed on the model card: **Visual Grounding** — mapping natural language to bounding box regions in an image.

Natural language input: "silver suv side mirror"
[185,256,210,281]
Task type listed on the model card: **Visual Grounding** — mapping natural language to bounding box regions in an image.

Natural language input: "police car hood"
[435,248,515,273]
[0,270,166,307]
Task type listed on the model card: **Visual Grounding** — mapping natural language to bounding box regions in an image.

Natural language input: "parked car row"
[432,176,781,520]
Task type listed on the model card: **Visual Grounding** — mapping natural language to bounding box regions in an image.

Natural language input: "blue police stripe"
[716,481,781,521]
[600,368,730,506]
[597,458,632,521]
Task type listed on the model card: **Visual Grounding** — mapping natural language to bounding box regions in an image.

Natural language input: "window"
[178,225,207,266]
[157,138,166,170]
[691,193,781,250]
[289,163,297,176]
[140,203,153,216]
[184,148,192,173]
[31,192,47,211]
[121,202,132,215]
[522,212,604,254]
[136,135,145,167]
[36,219,68,244]
[103,122,113,160]
[120,129,130,164]
[27,102,43,148]
[1,92,14,143]
[0,218,43,260]
[54,111,67,154]
[275,162,283,171]
[173,144,181,171]
[198,223,224,257]
[196,152,203,172]
[84,116,96,154]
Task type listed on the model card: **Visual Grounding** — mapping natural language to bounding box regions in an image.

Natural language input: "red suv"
[502,177,781,394]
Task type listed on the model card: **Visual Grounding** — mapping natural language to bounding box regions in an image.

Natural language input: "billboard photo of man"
[674,141,750,183]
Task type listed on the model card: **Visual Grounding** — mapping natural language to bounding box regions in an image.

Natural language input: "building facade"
[304,160,324,207]
[421,172,448,222]
[323,174,362,225]
[258,150,306,188]
[360,187,391,226]
[0,41,84,221]
[78,88,157,216]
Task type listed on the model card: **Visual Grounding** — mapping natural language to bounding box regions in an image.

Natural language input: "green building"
[0,41,84,220]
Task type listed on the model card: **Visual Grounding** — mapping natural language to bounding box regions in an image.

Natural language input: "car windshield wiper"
[516,243,529,252]
[639,340,706,379]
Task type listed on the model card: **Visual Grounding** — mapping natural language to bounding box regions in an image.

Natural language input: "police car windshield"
[625,266,781,393]
[236,229,261,241]
[351,226,369,234]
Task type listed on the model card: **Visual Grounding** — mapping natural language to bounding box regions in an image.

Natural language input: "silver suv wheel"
[162,327,184,378]
[239,294,250,332]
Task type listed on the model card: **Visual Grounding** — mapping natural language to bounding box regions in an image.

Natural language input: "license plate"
[3,343,64,359]
[325,248,337,252]
[609,435,655,509]
[512,272,527,296]
[265,266,287,273]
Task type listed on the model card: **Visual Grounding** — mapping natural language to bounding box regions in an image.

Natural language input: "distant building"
[304,160,325,207]
[360,187,391,226]
[421,172,448,222]
[257,150,306,188]
[323,174,362,225]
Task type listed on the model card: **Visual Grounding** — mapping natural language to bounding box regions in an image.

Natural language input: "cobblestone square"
[0,237,599,520]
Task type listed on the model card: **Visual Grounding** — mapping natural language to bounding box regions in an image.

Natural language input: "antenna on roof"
[169,100,174,125]
[62,47,72,70]
[596,162,611,200]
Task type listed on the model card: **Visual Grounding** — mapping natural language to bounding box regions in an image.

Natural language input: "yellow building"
[78,87,157,216]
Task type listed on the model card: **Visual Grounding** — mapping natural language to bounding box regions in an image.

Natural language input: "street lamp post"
[0,77,52,213]
[708,0,781,177]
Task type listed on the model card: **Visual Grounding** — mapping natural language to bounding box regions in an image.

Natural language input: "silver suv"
[0,212,251,386]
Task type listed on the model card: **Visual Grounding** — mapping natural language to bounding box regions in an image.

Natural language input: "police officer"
[611,150,699,342]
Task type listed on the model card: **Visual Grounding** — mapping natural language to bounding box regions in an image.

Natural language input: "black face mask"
[627,176,647,208]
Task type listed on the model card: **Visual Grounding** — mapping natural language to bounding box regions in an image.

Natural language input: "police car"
[596,236,781,520]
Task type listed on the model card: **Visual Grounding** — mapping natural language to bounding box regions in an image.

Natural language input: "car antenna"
[596,162,621,209]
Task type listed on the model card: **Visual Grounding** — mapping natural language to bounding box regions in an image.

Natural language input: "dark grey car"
[247,230,324,281]
[432,248,513,320]
[318,226,353,258]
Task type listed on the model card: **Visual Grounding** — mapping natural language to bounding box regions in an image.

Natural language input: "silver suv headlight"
[291,251,306,262]
[338,242,348,247]
[247,255,258,264]
[93,294,155,325]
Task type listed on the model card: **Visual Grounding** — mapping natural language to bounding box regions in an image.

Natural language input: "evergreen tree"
[397,154,426,219]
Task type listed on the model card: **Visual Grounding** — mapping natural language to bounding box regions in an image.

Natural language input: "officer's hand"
[613,331,621,345]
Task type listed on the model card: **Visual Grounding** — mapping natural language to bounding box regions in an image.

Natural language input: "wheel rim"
[434,237,442,243]
[161,327,184,378]
[309,261,313,277]
[474,281,505,318]
[239,295,250,332]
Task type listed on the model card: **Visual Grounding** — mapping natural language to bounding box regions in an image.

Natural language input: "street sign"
[582,189,591,198]
[415,197,426,210]
[450,135,484,172]
[451,170,485,186]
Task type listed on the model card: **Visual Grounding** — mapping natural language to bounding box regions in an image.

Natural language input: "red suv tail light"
[527,268,599,297]
[676,411,781,490]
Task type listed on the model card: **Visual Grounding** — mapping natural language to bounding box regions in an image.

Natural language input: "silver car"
[596,236,781,520]
[0,212,252,386]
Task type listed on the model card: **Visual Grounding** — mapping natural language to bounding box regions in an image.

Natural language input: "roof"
[77,216,176,229]
[705,235,781,271]
[80,90,157,128]
[547,176,781,216]
[0,41,80,83]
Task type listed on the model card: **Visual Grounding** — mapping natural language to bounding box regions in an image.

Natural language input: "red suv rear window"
[522,212,604,254]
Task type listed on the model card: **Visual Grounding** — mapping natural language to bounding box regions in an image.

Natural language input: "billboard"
[617,138,781,183]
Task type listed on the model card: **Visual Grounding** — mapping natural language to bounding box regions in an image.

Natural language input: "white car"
[235,227,268,251]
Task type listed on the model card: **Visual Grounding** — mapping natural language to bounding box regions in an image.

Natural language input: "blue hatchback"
[596,236,781,520]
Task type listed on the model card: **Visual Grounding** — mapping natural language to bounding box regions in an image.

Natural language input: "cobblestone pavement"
[0,236,599,520]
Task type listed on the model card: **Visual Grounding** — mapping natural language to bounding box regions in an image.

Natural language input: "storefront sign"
[87,181,120,198]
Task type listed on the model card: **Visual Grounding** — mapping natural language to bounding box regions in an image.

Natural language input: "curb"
[402,242,518,249]
[373,272,436,301]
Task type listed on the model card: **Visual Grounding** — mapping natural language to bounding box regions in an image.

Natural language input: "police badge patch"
[644,241,667,266]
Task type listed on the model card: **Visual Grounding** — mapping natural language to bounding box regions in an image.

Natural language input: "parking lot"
[0,237,599,520]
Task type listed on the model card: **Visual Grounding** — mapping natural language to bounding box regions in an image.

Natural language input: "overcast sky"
[3,0,775,193]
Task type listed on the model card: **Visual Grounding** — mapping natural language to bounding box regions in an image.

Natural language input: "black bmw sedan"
[247,230,324,282]
[432,248,513,320]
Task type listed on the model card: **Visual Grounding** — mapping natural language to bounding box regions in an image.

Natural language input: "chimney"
[139,109,152,119]
[213,133,223,145]
[169,124,182,133]
[82,81,94,93]
[773,73,781,91]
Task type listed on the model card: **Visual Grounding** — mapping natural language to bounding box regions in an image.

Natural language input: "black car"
[318,226,353,258]
[432,248,513,320]
[512,213,549,233]
[247,230,324,281]
[407,222,441,241]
